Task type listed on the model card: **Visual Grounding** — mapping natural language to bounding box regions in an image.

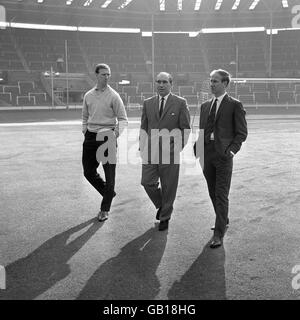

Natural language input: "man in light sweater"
[82,63,128,222]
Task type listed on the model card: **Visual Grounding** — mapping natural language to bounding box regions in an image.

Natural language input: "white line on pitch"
[0,120,141,127]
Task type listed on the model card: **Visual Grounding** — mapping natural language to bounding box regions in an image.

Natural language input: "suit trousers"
[82,130,116,212]
[203,141,233,238]
[141,162,180,222]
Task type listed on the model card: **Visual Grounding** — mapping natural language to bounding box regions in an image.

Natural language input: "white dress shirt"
[159,92,171,112]
[210,92,227,140]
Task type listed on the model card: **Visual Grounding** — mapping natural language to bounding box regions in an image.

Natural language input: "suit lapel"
[160,93,173,121]
[153,95,160,121]
[201,99,213,128]
[215,94,228,122]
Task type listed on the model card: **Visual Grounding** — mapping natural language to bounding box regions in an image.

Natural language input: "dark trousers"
[203,141,233,238]
[82,130,116,212]
[141,163,180,222]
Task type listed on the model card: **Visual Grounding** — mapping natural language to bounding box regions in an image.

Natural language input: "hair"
[210,69,231,86]
[157,72,173,85]
[95,63,111,74]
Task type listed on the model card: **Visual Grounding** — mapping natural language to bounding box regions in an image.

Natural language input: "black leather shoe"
[209,237,223,249]
[158,219,169,231]
[156,207,161,220]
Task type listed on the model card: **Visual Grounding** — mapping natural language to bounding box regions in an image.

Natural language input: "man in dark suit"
[194,69,247,248]
[140,72,191,231]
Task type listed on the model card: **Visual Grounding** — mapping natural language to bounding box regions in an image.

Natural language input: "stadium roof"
[1,0,299,30]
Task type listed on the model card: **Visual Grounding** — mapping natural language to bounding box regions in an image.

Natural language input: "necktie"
[204,98,218,144]
[159,97,164,118]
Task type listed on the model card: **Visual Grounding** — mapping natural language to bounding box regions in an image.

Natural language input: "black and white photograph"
[0,0,299,312]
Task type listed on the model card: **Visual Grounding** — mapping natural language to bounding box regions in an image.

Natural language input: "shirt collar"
[159,92,171,102]
[213,92,227,104]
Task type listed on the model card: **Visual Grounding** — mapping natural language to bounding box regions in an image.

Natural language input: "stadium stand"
[137,82,153,94]
[179,86,194,96]
[28,92,48,106]
[18,81,35,95]
[254,92,270,104]
[128,95,143,109]
[122,86,138,97]
[253,83,268,92]
[237,85,252,95]
[16,95,35,106]
[238,94,255,105]
[142,93,155,100]
[0,92,12,105]
[119,92,128,106]
[1,26,300,107]
[278,91,295,104]
[183,95,199,106]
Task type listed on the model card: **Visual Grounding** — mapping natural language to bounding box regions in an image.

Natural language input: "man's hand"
[224,149,235,159]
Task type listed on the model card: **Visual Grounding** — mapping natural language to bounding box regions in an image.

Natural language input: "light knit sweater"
[82,85,128,137]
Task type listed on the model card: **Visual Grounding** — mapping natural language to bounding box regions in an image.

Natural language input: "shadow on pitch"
[77,225,167,300]
[0,218,102,300]
[168,241,226,300]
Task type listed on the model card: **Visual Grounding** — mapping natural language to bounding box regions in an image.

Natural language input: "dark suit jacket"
[196,94,247,158]
[140,93,191,162]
